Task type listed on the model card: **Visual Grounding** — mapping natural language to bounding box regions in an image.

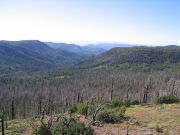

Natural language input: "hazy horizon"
[0,0,180,45]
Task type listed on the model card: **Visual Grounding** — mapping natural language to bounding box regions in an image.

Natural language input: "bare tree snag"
[77,93,80,103]
[1,110,5,135]
[142,84,149,104]
[109,77,114,101]
[126,88,130,101]
[38,99,42,116]
[11,97,15,120]
[23,100,26,119]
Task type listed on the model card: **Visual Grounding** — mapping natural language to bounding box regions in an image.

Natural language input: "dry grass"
[126,104,180,135]
[93,103,180,135]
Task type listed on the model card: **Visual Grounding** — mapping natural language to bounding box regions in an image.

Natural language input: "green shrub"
[53,120,93,135]
[107,98,131,108]
[70,102,97,116]
[80,103,89,116]
[33,124,52,135]
[123,100,131,107]
[87,104,97,116]
[155,96,178,104]
[97,107,126,123]
[70,104,78,113]
[34,116,93,135]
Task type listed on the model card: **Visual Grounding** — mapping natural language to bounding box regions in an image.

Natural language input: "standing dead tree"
[141,84,149,104]
[109,76,114,101]
[167,78,178,97]
[0,109,5,135]
[140,76,153,104]
[11,97,15,120]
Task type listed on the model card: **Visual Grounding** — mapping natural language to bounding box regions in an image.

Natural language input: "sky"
[0,0,180,45]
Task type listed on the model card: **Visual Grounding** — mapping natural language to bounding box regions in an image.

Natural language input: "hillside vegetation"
[80,46,180,69]
[0,40,93,73]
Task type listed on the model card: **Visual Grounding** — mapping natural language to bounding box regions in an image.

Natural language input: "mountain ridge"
[79,46,180,68]
[0,40,180,73]
[0,40,93,73]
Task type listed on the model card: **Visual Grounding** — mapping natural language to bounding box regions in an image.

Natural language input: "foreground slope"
[2,104,179,135]
[94,104,180,135]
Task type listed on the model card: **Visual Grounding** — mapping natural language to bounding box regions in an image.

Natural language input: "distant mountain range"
[46,42,136,53]
[0,40,179,73]
[85,43,135,50]
[1,40,130,73]
[45,42,105,56]
[0,40,93,73]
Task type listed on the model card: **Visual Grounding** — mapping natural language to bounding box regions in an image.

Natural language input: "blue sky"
[0,0,180,45]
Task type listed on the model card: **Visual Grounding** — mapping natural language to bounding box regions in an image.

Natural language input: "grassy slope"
[1,104,180,135]
[126,104,180,135]
[95,104,180,135]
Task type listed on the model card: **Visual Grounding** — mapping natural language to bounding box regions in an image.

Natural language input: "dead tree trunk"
[142,84,149,104]
[80,95,84,103]
[23,101,26,119]
[38,100,42,116]
[109,77,114,101]
[77,93,80,103]
[170,79,176,96]
[167,78,177,97]
[126,88,129,101]
[1,118,5,135]
[47,98,51,115]
[11,98,15,120]
[1,110,5,135]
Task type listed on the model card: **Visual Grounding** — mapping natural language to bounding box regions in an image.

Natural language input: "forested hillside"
[0,40,99,73]
[80,46,180,68]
